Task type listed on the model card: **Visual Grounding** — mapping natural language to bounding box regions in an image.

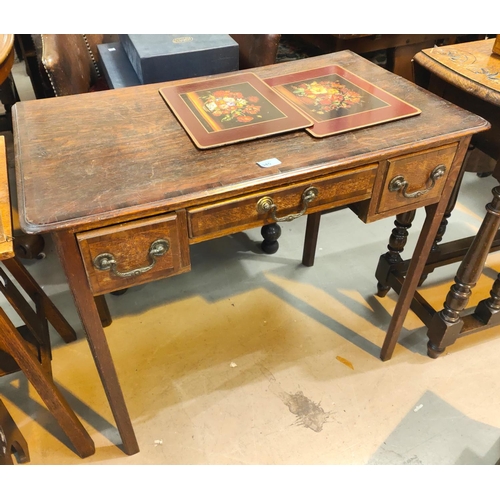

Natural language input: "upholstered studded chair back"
[229,34,281,69]
[39,34,104,96]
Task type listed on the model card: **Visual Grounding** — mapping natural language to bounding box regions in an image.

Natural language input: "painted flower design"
[290,80,363,114]
[201,89,262,123]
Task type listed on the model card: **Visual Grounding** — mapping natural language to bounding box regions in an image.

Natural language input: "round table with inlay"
[379,37,500,359]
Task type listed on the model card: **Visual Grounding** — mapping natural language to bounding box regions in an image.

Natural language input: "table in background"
[378,37,500,358]
[12,51,488,455]
[296,35,481,81]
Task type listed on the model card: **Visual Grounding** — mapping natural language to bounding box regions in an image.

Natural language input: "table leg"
[51,230,140,456]
[302,212,322,267]
[261,223,281,254]
[380,136,472,361]
[94,295,112,328]
[375,210,416,297]
[418,154,468,286]
[426,185,500,357]
[474,271,500,325]
[381,203,448,360]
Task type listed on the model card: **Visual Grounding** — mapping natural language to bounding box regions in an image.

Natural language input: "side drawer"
[188,164,377,241]
[377,143,458,214]
[77,211,191,295]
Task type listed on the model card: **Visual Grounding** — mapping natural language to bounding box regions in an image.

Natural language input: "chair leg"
[0,308,95,458]
[0,399,30,464]
[2,257,77,343]
[13,234,45,260]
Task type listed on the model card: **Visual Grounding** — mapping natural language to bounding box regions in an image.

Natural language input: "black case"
[97,42,141,89]
[119,34,239,84]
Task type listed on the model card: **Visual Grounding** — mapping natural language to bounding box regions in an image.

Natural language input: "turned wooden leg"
[375,210,416,297]
[52,230,139,456]
[474,272,500,325]
[261,223,281,254]
[427,186,500,358]
[13,234,45,260]
[492,158,500,183]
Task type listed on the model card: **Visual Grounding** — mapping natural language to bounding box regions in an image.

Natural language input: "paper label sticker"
[257,158,281,168]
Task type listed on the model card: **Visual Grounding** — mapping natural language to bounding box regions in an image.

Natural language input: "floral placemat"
[159,73,313,149]
[264,65,421,137]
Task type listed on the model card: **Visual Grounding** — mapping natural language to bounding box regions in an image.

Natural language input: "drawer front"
[188,164,376,241]
[377,144,458,214]
[77,211,191,295]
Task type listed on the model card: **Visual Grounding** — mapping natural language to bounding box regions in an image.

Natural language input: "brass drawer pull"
[93,239,170,278]
[388,165,446,199]
[256,187,319,222]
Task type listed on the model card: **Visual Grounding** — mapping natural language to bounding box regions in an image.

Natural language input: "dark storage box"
[97,42,141,89]
[119,34,239,84]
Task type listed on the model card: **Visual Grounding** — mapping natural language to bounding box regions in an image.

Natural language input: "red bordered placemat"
[159,72,313,149]
[264,65,421,137]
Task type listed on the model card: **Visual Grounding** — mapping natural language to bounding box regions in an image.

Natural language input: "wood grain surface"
[13,51,489,234]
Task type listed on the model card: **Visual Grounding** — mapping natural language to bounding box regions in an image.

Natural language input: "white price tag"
[257,158,281,168]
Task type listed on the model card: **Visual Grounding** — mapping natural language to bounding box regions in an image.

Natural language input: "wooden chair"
[0,398,29,464]
[229,35,281,69]
[0,135,95,458]
[37,34,106,96]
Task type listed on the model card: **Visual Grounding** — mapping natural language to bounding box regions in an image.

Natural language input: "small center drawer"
[77,211,191,295]
[188,164,376,242]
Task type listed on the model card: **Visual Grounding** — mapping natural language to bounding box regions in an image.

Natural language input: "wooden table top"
[0,34,14,64]
[415,38,500,106]
[13,50,489,234]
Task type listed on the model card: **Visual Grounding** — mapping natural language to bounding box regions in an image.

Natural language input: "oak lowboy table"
[12,51,489,456]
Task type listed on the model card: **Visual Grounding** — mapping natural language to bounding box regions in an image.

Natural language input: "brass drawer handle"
[388,164,446,199]
[93,239,170,278]
[256,187,319,223]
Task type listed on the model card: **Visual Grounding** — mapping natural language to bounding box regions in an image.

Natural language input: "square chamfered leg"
[51,230,140,456]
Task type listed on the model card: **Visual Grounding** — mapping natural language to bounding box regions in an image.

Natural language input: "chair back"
[229,34,281,69]
[40,34,104,96]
